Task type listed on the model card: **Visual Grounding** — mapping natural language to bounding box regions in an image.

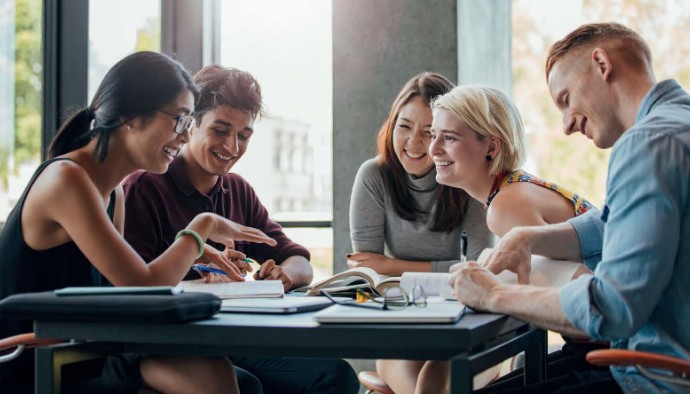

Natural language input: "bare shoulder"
[28,160,93,202]
[487,184,546,236]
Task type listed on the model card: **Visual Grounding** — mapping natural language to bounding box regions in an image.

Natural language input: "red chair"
[358,370,395,394]
[587,349,690,387]
[0,332,64,363]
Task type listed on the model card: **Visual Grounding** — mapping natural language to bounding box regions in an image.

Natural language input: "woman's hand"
[346,252,396,275]
[195,245,245,282]
[207,215,277,249]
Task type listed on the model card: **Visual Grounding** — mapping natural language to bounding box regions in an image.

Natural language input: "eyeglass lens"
[175,115,194,134]
[382,285,427,310]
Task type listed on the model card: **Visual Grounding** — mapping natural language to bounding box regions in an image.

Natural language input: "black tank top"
[0,158,115,339]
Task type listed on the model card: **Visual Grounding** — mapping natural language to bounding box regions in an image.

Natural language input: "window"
[88,0,161,100]
[220,0,333,280]
[0,0,42,222]
[513,0,690,207]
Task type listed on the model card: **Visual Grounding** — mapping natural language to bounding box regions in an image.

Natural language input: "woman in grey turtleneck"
[348,72,494,277]
[347,72,495,394]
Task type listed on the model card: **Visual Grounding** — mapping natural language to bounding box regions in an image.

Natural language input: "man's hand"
[483,229,534,284]
[346,252,395,274]
[449,261,502,310]
[254,259,293,291]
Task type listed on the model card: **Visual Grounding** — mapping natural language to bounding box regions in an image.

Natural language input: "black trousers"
[232,355,360,394]
[477,339,622,394]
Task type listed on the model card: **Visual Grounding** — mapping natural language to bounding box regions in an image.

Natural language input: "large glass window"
[513,0,690,207]
[88,0,161,99]
[220,0,333,280]
[0,0,42,222]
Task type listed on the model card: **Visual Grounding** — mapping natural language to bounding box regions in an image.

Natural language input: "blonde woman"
[417,85,594,393]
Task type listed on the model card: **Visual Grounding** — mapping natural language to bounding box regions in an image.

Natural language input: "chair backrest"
[0,333,64,363]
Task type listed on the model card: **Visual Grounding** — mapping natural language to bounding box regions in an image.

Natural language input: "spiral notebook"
[177,280,284,299]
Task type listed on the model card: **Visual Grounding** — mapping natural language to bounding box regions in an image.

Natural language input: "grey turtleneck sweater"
[349,158,494,272]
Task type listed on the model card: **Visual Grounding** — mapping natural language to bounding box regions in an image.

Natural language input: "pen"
[460,231,468,263]
[192,264,229,276]
[239,258,258,277]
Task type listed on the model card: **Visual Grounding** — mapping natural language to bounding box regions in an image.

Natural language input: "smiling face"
[429,108,492,190]
[130,89,194,174]
[392,96,435,177]
[185,105,254,178]
[548,53,626,149]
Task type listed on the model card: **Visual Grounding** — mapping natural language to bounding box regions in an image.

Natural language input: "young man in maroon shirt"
[123,65,358,394]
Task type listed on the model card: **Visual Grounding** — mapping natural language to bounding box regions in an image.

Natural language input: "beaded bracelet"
[175,229,204,259]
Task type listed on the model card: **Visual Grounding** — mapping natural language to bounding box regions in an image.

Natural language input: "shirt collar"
[167,156,225,197]
[636,79,682,123]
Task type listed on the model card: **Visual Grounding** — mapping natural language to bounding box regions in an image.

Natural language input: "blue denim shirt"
[562,80,690,394]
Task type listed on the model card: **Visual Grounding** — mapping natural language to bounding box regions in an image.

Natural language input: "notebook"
[177,280,284,299]
[220,296,335,314]
[314,300,465,324]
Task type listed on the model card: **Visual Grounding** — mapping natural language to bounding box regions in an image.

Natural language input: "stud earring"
[485,155,492,161]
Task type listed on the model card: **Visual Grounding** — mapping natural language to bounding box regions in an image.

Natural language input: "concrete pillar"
[332,0,458,275]
[457,0,512,95]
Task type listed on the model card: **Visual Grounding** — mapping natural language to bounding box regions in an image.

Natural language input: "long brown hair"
[376,72,469,232]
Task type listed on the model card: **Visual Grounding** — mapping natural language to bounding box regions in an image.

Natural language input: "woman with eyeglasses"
[348,72,495,394]
[0,51,276,394]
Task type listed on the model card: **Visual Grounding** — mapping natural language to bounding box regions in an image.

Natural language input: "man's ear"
[591,47,613,82]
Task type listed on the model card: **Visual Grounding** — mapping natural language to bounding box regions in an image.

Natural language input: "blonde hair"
[432,85,526,176]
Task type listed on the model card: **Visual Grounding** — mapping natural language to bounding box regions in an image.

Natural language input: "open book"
[478,248,583,287]
[177,279,284,299]
[301,267,401,296]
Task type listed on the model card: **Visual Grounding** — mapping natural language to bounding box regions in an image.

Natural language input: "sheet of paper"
[400,272,453,297]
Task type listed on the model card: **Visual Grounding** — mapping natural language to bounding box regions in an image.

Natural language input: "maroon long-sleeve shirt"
[123,157,310,266]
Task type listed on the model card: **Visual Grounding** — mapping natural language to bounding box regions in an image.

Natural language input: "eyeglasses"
[321,285,427,311]
[158,110,195,135]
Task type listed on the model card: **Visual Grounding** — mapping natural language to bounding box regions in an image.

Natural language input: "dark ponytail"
[47,107,94,159]
[47,51,199,160]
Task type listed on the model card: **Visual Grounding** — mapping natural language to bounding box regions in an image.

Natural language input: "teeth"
[434,161,452,166]
[406,151,425,159]
[213,151,233,161]
[163,146,178,157]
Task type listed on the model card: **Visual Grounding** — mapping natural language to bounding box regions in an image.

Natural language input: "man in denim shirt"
[450,23,690,393]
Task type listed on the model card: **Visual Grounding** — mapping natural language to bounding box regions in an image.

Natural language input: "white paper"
[400,272,453,297]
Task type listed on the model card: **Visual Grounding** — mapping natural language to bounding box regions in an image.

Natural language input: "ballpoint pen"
[192,264,229,276]
[193,258,258,277]
[460,231,468,263]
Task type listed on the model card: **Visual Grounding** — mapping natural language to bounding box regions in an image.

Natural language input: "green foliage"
[134,17,161,52]
[13,0,43,167]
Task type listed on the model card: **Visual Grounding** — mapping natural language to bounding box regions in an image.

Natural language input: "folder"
[220,296,335,314]
[315,300,465,324]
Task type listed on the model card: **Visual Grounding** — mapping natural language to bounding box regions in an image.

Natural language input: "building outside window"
[220,0,333,280]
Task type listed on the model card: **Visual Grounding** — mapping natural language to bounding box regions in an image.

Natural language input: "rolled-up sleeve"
[568,209,604,271]
[560,131,689,340]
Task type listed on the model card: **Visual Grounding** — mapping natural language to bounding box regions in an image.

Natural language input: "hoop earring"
[485,155,492,162]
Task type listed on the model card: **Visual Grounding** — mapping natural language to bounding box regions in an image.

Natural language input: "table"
[34,310,546,393]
